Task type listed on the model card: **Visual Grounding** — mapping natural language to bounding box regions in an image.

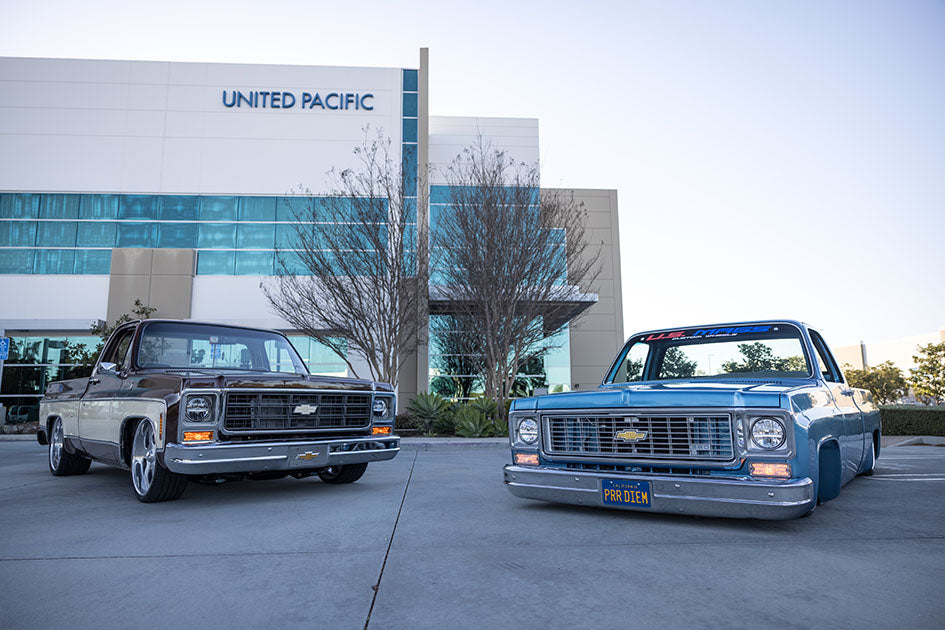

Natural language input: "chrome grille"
[544,413,734,461]
[223,391,372,433]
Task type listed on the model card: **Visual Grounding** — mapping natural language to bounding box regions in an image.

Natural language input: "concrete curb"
[889,436,945,447]
[399,437,507,451]
[0,434,37,441]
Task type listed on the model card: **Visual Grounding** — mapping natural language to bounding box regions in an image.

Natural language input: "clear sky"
[2,0,943,346]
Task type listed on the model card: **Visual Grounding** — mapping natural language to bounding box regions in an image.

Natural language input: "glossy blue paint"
[504,320,881,519]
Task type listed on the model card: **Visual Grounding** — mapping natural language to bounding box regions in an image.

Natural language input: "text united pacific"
[221,90,374,110]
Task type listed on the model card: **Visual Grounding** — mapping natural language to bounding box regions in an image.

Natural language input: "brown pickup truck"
[37,319,399,502]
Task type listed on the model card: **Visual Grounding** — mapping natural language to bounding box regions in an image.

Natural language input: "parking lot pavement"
[2,442,944,630]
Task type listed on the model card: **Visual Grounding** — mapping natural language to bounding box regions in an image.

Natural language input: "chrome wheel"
[49,418,64,470]
[131,421,156,497]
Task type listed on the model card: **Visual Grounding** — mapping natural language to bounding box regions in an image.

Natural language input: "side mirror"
[98,362,118,375]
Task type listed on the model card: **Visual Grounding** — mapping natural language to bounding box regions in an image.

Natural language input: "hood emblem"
[615,430,648,442]
[296,451,320,461]
[293,404,318,415]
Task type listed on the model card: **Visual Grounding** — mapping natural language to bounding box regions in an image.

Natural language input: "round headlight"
[186,396,212,422]
[517,418,539,445]
[373,398,389,418]
[750,417,785,449]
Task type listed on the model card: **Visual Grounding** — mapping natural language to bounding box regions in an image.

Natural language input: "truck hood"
[519,381,803,411]
[178,373,385,392]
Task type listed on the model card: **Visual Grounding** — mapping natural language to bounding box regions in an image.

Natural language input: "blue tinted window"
[157,222,198,248]
[0,194,40,219]
[403,197,417,224]
[0,221,37,246]
[79,194,119,219]
[0,249,33,273]
[74,249,111,274]
[33,249,75,274]
[76,222,117,247]
[36,221,78,247]
[402,92,418,117]
[40,194,80,219]
[277,196,309,222]
[196,250,235,275]
[238,223,275,249]
[198,223,237,249]
[160,196,199,220]
[120,195,160,220]
[117,222,154,247]
[239,197,276,221]
[430,186,454,204]
[402,117,418,143]
[402,144,417,197]
[403,69,418,92]
[200,196,238,221]
[275,224,298,249]
[235,251,274,275]
[276,250,311,276]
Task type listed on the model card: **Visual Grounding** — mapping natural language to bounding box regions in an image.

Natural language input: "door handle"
[88,377,100,385]
[841,390,854,397]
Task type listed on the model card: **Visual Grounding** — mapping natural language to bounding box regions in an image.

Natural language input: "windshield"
[607,323,811,383]
[137,322,309,375]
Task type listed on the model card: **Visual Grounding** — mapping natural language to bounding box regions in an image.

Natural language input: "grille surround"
[542,410,735,464]
[221,390,373,434]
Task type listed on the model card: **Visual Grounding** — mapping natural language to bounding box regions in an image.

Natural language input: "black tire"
[48,418,91,477]
[860,435,878,477]
[318,463,368,484]
[130,420,187,502]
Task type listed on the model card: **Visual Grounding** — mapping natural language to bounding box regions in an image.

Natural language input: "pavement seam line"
[364,450,417,630]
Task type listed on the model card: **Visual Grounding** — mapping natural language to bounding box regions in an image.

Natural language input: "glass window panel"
[196,250,235,275]
[160,195,199,220]
[74,249,111,274]
[79,194,119,219]
[402,143,417,196]
[403,197,417,224]
[40,194,80,219]
[235,251,274,275]
[117,222,154,247]
[275,223,299,249]
[402,69,418,92]
[279,196,320,222]
[402,92,418,117]
[275,250,310,275]
[76,221,117,247]
[0,221,37,246]
[200,196,238,221]
[239,196,276,221]
[198,223,237,248]
[36,221,78,247]
[0,249,34,273]
[119,195,160,220]
[0,194,41,219]
[402,117,418,143]
[237,223,275,249]
[33,249,76,274]
[156,222,198,248]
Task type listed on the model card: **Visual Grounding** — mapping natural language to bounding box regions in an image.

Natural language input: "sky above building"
[2,0,943,347]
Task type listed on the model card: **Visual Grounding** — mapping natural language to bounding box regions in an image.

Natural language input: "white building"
[0,49,622,417]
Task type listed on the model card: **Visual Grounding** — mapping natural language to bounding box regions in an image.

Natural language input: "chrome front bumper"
[503,465,814,520]
[163,435,400,475]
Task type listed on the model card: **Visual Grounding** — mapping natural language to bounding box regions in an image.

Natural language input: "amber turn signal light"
[750,462,791,478]
[372,426,392,435]
[183,431,214,443]
[514,453,539,466]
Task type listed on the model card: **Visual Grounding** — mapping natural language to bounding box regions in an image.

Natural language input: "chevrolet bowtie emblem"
[296,451,320,461]
[615,430,648,442]
[293,404,318,415]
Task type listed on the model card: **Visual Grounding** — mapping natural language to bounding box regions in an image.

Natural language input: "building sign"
[221,90,374,110]
[0,338,9,361]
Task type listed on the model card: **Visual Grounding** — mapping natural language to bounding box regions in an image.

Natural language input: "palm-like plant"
[406,392,452,434]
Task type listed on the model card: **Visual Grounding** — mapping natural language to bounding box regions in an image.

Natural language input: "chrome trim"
[503,465,814,520]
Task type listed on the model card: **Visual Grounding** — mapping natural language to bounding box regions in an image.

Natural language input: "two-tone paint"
[503,320,881,520]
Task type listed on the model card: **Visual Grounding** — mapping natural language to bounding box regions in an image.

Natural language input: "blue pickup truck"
[504,321,880,519]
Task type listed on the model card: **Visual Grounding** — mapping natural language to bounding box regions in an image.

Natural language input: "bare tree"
[263,130,427,387]
[432,138,601,415]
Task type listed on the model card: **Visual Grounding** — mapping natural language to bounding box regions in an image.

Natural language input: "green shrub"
[469,396,498,420]
[453,405,494,438]
[406,393,452,434]
[879,405,945,436]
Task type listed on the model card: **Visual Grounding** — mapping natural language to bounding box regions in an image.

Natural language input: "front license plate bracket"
[288,445,327,468]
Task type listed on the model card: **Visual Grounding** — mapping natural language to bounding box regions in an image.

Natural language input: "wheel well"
[817,440,842,503]
[37,416,57,446]
[120,417,147,467]
[873,430,881,459]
